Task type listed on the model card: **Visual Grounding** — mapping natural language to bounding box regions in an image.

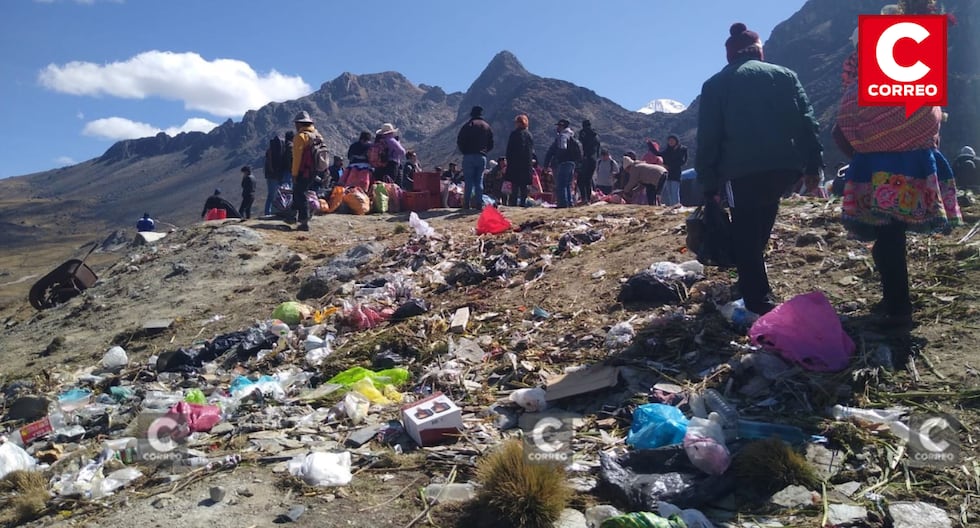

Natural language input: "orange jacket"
[291,124,319,179]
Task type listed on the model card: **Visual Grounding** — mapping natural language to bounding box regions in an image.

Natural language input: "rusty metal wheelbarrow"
[29,247,99,310]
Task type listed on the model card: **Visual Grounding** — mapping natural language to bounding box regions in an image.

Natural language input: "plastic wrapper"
[287,451,352,487]
[749,291,855,372]
[509,387,548,412]
[409,212,436,237]
[683,414,730,475]
[627,404,688,448]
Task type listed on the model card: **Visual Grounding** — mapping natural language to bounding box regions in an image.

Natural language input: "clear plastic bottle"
[8,411,71,447]
[703,388,739,440]
[736,419,808,445]
[831,404,906,424]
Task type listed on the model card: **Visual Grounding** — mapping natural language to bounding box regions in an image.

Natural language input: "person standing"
[833,2,962,328]
[263,133,286,216]
[695,22,824,316]
[401,150,422,190]
[578,120,600,204]
[505,114,534,207]
[239,165,256,219]
[593,149,619,195]
[456,106,494,209]
[374,123,406,184]
[543,119,581,208]
[290,111,323,232]
[327,156,344,189]
[660,135,689,206]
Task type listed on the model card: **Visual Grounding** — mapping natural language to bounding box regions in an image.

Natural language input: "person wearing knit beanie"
[725,23,763,63]
[695,20,824,316]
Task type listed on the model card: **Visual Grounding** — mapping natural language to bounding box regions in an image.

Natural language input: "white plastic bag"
[0,442,37,478]
[409,212,436,238]
[604,322,635,350]
[509,388,548,412]
[101,346,129,368]
[288,451,352,486]
[342,391,370,424]
[683,413,731,475]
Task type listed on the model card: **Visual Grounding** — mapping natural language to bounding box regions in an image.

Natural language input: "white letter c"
[876,22,931,82]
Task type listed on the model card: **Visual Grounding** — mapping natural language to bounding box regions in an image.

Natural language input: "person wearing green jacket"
[695,22,824,316]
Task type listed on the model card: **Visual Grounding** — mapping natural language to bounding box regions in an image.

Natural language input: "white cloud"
[82,116,219,141]
[39,50,311,117]
[76,111,85,120]
[54,156,76,166]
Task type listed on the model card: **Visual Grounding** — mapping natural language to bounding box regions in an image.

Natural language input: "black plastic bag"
[686,201,736,268]
[617,270,683,304]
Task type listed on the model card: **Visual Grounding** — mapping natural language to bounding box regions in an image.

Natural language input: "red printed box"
[400,392,463,447]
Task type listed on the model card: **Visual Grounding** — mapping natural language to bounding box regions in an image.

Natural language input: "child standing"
[239,165,255,219]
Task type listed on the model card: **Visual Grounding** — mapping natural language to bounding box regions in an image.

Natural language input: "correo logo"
[858,15,947,117]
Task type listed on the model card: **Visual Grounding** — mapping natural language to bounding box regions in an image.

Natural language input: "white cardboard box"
[400,391,463,446]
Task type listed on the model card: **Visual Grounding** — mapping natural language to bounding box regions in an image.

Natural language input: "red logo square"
[858,15,947,117]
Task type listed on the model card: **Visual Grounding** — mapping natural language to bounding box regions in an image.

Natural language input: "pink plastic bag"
[166,402,222,433]
[749,291,855,372]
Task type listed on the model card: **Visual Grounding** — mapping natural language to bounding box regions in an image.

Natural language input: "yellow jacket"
[292,124,319,179]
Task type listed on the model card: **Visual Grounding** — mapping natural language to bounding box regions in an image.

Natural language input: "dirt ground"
[1,198,978,527]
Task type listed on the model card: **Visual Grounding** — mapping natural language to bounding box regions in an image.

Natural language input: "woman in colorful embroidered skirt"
[834,72,962,328]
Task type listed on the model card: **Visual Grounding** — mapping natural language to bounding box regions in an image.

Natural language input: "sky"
[0,0,807,179]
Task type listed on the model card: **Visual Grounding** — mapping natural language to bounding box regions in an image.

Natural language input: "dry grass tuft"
[474,438,571,528]
[0,470,49,524]
[732,438,821,494]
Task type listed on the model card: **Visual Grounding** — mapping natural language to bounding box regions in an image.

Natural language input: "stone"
[827,504,867,525]
[237,487,254,497]
[889,501,952,528]
[555,508,587,528]
[769,485,816,509]
[280,505,307,523]
[805,444,842,481]
[834,481,861,497]
[209,422,234,435]
[585,505,623,528]
[209,486,226,503]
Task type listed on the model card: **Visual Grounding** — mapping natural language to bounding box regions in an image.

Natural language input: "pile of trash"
[0,205,971,528]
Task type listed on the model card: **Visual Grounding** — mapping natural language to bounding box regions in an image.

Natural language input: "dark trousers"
[644,184,659,205]
[292,177,311,223]
[507,184,529,207]
[239,193,254,219]
[579,157,596,203]
[873,222,911,315]
[728,170,800,314]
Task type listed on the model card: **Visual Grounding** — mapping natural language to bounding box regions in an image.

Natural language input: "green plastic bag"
[271,301,312,326]
[372,183,390,214]
[327,367,410,389]
[600,513,686,528]
[185,388,207,404]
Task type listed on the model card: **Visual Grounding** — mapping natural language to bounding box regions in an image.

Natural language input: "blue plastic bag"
[626,404,689,448]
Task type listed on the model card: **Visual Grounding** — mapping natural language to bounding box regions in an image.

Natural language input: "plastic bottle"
[703,388,739,440]
[719,299,759,328]
[831,404,906,424]
[736,419,808,445]
[8,411,75,447]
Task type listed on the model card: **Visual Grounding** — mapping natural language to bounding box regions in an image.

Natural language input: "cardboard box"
[400,392,463,446]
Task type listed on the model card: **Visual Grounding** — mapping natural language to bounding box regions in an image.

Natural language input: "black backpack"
[564,136,583,163]
[265,135,286,176]
[686,201,736,268]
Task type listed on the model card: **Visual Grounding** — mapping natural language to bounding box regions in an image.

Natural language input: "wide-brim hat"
[376,123,399,135]
[293,111,314,124]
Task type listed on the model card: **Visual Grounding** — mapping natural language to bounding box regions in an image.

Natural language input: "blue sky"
[0,0,806,179]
